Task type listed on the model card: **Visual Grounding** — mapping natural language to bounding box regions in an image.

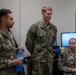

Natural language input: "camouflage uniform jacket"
[25,21,57,62]
[58,47,76,75]
[0,30,17,75]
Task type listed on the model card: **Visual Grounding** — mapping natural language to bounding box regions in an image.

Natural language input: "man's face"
[69,39,76,50]
[5,13,14,28]
[42,10,52,22]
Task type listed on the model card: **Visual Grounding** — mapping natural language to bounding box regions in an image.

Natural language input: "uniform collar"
[39,21,52,29]
[69,47,76,53]
[0,30,11,39]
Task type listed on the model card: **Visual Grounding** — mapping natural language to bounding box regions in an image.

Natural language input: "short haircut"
[42,6,52,13]
[69,38,76,43]
[0,8,12,19]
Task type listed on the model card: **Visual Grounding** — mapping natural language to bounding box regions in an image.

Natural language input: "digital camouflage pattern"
[0,30,17,75]
[58,47,76,75]
[25,21,57,75]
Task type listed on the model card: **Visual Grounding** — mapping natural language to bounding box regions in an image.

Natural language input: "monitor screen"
[61,32,76,47]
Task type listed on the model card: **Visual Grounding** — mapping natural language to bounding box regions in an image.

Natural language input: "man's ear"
[1,17,6,22]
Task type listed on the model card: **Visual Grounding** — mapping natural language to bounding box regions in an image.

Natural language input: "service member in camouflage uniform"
[25,6,57,75]
[0,9,23,75]
[58,38,76,75]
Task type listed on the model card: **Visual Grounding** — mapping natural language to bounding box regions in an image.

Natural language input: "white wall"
[21,0,53,54]
[51,0,76,46]
[0,0,76,75]
[0,0,20,46]
[20,0,76,47]
[0,0,76,47]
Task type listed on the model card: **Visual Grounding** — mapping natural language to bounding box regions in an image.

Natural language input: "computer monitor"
[61,32,76,47]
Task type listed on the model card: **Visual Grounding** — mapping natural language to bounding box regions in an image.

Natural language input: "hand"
[12,58,23,66]
[72,68,76,73]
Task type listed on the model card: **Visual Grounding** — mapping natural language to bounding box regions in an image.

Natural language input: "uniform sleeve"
[54,26,57,41]
[58,52,72,73]
[0,38,14,68]
[25,24,37,54]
